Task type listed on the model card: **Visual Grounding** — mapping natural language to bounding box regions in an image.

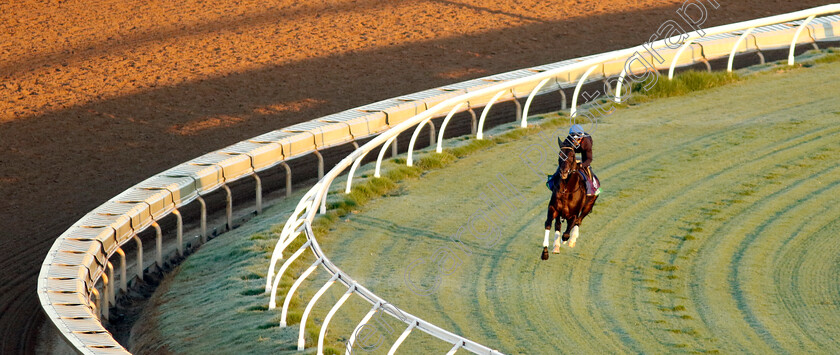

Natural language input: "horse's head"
[558,146,577,180]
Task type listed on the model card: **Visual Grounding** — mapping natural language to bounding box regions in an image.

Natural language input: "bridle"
[555,146,582,195]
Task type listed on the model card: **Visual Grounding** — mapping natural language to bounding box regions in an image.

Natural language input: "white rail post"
[428,120,436,146]
[476,90,508,140]
[436,103,465,153]
[90,288,104,321]
[281,258,322,327]
[298,274,339,350]
[668,38,696,80]
[314,150,324,179]
[446,341,463,355]
[115,248,127,292]
[387,321,418,355]
[278,221,307,254]
[281,161,293,197]
[615,67,629,103]
[753,34,766,64]
[196,196,207,243]
[222,184,233,231]
[132,234,143,281]
[556,79,567,109]
[699,55,711,72]
[269,241,311,308]
[151,221,163,268]
[346,304,379,355]
[171,209,183,257]
[406,119,427,166]
[266,188,317,291]
[278,187,316,244]
[521,77,551,127]
[100,272,110,313]
[318,287,355,355]
[728,28,755,72]
[511,89,522,123]
[789,15,817,65]
[804,26,820,50]
[253,173,262,214]
[320,188,327,215]
[345,152,368,193]
[570,64,600,117]
[374,136,397,178]
[407,118,439,167]
[468,108,477,134]
[106,262,115,305]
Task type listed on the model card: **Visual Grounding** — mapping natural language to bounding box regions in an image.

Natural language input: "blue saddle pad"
[546,174,557,191]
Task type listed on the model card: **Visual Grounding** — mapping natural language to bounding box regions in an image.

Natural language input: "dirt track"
[0,0,834,353]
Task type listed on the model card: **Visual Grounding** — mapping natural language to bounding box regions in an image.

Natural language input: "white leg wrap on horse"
[553,231,562,253]
[569,226,580,248]
[543,229,550,247]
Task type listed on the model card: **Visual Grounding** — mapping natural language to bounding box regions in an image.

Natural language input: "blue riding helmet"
[569,124,586,138]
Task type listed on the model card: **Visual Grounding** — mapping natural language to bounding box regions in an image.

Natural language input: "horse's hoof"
[568,239,577,248]
[541,247,549,260]
[552,245,561,254]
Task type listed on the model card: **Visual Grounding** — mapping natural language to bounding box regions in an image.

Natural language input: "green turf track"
[134,59,840,354]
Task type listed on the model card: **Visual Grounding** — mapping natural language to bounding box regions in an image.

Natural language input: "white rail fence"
[38,5,840,354]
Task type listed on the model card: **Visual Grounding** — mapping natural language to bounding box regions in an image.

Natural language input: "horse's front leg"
[542,205,557,260]
[552,212,564,254]
[562,218,574,245]
[568,217,582,248]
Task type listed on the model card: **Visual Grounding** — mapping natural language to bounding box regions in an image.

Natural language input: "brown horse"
[541,145,598,260]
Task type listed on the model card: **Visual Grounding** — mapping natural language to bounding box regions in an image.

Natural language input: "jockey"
[547,124,600,195]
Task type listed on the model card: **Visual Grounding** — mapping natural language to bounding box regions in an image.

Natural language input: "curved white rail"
[727,28,755,72]
[476,90,509,140]
[436,103,465,152]
[790,15,818,64]
[268,241,311,309]
[37,5,840,354]
[298,274,338,350]
[318,287,355,355]
[266,6,840,354]
[521,78,552,127]
[570,64,600,117]
[281,258,322,327]
[668,37,700,80]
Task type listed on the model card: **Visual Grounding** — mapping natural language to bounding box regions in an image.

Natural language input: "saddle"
[579,169,601,196]
[545,168,601,196]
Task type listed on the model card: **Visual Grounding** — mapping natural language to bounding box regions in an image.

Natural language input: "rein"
[555,173,584,195]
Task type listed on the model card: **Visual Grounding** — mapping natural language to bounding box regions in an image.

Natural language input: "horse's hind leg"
[569,196,598,248]
[578,196,598,224]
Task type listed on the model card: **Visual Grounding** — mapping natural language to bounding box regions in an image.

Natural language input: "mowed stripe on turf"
[318,62,840,354]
